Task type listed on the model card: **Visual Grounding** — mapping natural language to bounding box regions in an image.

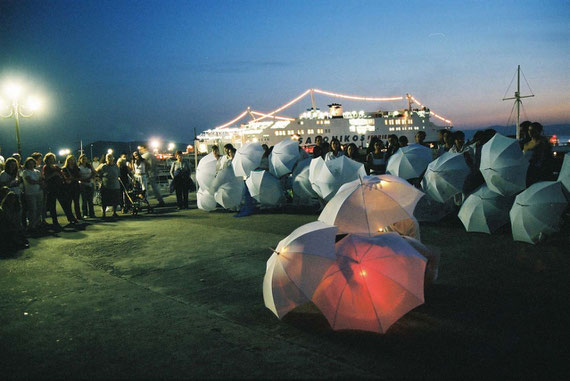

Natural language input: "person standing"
[366,140,386,175]
[78,154,96,218]
[22,157,43,232]
[132,151,148,194]
[96,153,121,218]
[170,151,191,210]
[62,155,82,221]
[384,134,400,165]
[523,122,554,186]
[42,153,77,228]
[138,145,165,207]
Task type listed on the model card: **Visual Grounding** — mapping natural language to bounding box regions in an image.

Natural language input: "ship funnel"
[328,103,343,118]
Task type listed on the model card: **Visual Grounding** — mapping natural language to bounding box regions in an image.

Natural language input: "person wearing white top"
[324,138,344,161]
[22,157,43,231]
[139,145,165,206]
[132,151,148,192]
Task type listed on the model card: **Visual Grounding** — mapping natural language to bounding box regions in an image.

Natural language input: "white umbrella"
[458,184,513,234]
[480,134,529,196]
[421,152,470,203]
[312,233,426,333]
[233,142,264,177]
[557,153,570,196]
[510,181,568,244]
[196,188,217,212]
[245,170,284,207]
[269,138,300,178]
[263,252,310,319]
[373,174,424,216]
[291,158,319,205]
[196,152,218,193]
[263,221,338,319]
[318,176,420,239]
[309,156,366,202]
[212,165,245,211]
[386,144,433,180]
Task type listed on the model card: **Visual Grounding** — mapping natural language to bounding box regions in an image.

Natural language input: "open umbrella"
[309,156,366,202]
[510,181,568,244]
[269,138,300,178]
[421,152,469,203]
[373,175,425,216]
[212,165,245,211]
[196,152,218,193]
[386,144,433,180]
[318,176,421,239]
[233,142,264,177]
[557,153,570,196]
[480,134,529,196]
[291,158,319,205]
[263,252,310,319]
[196,188,217,212]
[263,221,338,319]
[312,233,426,333]
[458,184,513,234]
[245,170,284,207]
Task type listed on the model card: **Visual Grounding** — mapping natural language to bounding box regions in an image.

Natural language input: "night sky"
[0,0,569,156]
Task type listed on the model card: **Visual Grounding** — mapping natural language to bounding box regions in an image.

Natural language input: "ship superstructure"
[196,89,452,152]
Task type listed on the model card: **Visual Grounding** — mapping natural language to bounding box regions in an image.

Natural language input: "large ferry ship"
[196,89,453,152]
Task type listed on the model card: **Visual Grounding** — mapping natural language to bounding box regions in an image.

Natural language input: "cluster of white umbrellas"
[196,138,371,211]
[264,174,440,333]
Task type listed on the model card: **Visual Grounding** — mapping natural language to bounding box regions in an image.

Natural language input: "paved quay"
[1,195,569,379]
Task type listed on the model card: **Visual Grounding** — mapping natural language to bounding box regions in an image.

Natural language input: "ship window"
[325,120,330,125]
[408,119,413,124]
[384,120,388,125]
[395,127,401,131]
[389,120,394,125]
[275,132,279,136]
[300,121,304,125]
[396,120,400,125]
[389,128,394,131]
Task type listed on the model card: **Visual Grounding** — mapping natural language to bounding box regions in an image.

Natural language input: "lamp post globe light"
[0,81,42,156]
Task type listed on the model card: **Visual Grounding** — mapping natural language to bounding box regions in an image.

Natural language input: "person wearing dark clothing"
[62,155,82,221]
[170,151,192,209]
[384,134,400,165]
[42,153,76,228]
[523,122,554,186]
[518,120,532,149]
[463,129,496,195]
[366,139,385,175]
[398,136,408,147]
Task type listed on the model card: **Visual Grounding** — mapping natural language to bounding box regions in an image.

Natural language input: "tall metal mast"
[503,65,534,139]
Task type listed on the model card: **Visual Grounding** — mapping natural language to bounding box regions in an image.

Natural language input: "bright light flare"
[150,139,161,149]
[168,142,175,151]
[4,82,22,100]
[58,148,70,157]
[25,96,42,111]
[107,148,113,155]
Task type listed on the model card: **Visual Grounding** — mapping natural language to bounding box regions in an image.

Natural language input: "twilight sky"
[0,0,569,155]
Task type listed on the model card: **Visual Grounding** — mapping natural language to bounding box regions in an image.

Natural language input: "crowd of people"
[1,121,556,255]
[0,145,192,256]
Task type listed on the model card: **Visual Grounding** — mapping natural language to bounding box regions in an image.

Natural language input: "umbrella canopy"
[309,156,367,202]
[233,142,264,177]
[196,152,219,193]
[318,176,420,239]
[557,153,570,196]
[212,165,244,211]
[263,252,310,319]
[245,170,284,207]
[480,134,529,196]
[458,185,513,234]
[312,233,426,333]
[421,152,470,203]
[386,144,433,180]
[269,138,301,178]
[373,175,425,216]
[291,158,319,205]
[263,221,338,319]
[196,188,217,212]
[510,181,568,244]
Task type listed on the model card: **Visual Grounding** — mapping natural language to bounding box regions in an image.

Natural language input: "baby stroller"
[119,175,153,216]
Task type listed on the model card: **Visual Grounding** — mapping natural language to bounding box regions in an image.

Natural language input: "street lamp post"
[0,82,41,156]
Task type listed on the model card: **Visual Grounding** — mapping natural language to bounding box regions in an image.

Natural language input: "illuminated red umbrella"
[312,233,426,333]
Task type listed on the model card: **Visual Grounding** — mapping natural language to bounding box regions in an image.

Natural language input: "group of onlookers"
[0,144,192,256]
